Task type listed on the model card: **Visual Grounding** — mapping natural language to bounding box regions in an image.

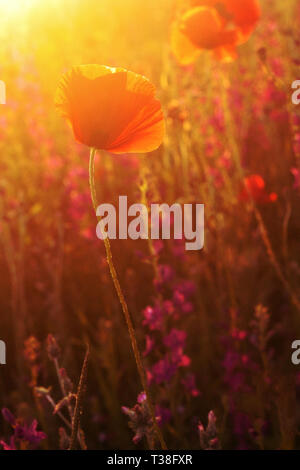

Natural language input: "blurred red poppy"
[193,0,261,41]
[55,65,165,154]
[239,175,278,204]
[171,0,261,64]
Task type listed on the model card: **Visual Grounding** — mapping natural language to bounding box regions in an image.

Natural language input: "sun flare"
[0,0,37,15]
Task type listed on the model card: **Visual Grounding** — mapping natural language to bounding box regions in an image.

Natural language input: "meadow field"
[0,0,300,450]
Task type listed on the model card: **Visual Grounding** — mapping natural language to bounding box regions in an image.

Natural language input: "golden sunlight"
[1,0,300,452]
[0,0,37,15]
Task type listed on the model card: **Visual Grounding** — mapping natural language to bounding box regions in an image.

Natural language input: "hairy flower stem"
[54,357,85,449]
[89,148,167,450]
[54,358,73,421]
[69,346,89,450]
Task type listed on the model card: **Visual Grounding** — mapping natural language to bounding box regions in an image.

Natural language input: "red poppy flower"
[239,175,278,204]
[55,65,165,154]
[171,0,260,64]
[222,0,261,41]
[191,0,261,40]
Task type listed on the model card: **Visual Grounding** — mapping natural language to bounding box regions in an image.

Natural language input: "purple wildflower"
[148,356,178,384]
[198,411,220,450]
[163,329,187,351]
[142,304,165,331]
[1,408,46,450]
[122,393,156,445]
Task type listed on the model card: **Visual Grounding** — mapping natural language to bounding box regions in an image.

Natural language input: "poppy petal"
[171,20,201,65]
[55,65,164,153]
[180,7,225,50]
[223,0,261,43]
[224,0,261,28]
[214,43,238,62]
[189,0,260,44]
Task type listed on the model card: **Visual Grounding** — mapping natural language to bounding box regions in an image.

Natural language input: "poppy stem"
[88,148,167,450]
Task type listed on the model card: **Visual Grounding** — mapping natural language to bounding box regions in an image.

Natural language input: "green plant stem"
[89,148,167,450]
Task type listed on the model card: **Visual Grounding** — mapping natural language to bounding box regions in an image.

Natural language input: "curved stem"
[89,148,167,450]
